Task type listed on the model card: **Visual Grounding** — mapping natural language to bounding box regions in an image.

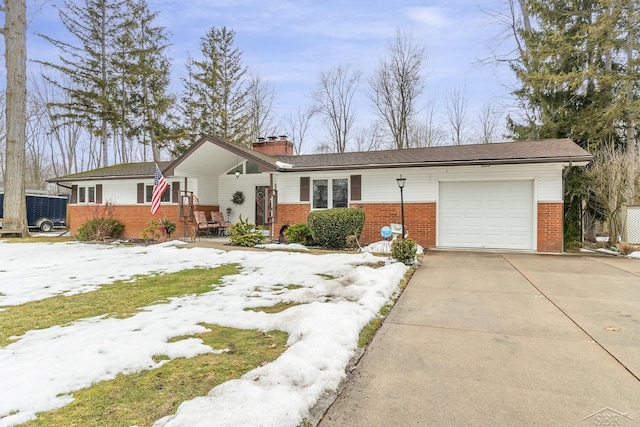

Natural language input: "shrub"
[76,218,125,241]
[307,208,365,248]
[228,215,266,247]
[285,222,314,245]
[391,238,417,265]
[142,218,161,240]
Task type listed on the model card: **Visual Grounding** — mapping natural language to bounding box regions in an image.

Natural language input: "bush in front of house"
[228,215,266,247]
[76,218,125,241]
[284,222,314,246]
[307,208,365,248]
[391,238,418,265]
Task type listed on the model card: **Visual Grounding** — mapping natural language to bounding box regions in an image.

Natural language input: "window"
[146,185,170,203]
[312,180,328,209]
[332,179,348,208]
[246,161,260,174]
[75,185,99,204]
[312,178,349,209]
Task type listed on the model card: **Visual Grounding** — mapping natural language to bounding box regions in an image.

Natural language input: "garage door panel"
[439,181,534,250]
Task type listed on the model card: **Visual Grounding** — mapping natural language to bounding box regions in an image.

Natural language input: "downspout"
[562,161,573,251]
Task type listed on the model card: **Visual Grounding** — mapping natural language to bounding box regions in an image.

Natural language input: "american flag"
[151,164,169,215]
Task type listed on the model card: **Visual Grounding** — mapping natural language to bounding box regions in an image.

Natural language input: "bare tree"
[313,64,361,153]
[586,143,640,244]
[0,0,29,236]
[478,104,502,143]
[369,28,426,150]
[446,86,469,145]
[351,122,386,152]
[284,105,317,154]
[408,94,446,147]
[245,73,277,142]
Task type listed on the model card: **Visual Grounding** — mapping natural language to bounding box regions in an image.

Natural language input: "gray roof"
[49,138,592,182]
[49,161,172,183]
[273,139,592,171]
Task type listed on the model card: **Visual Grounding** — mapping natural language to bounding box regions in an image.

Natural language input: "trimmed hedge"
[307,208,365,248]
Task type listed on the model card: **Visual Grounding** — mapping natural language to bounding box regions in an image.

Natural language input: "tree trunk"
[2,0,28,236]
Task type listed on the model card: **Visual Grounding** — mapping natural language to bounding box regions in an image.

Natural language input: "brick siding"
[275,202,436,249]
[537,202,563,253]
[68,204,219,239]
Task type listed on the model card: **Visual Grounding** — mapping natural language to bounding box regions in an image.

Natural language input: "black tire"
[40,221,53,232]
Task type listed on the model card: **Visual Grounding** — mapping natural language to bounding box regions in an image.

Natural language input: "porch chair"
[210,211,230,236]
[193,210,217,238]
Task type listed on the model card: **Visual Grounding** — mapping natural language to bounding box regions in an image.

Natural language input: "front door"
[255,186,267,226]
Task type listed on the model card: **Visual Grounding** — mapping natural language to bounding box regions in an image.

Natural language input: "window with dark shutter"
[96,184,103,204]
[350,175,361,201]
[137,183,144,203]
[300,177,310,202]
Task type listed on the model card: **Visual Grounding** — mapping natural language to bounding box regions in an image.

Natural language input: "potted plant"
[160,218,176,237]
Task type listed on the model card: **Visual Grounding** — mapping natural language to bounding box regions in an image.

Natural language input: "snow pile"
[627,251,640,259]
[360,240,424,255]
[0,242,408,427]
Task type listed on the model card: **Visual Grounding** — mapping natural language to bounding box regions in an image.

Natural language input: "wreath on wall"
[231,190,245,205]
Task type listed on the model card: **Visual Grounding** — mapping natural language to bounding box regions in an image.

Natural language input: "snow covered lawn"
[0,241,409,427]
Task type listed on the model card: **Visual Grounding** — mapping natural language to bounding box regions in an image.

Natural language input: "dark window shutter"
[350,175,361,201]
[300,177,310,202]
[71,185,78,204]
[172,181,180,203]
[137,183,144,203]
[95,184,103,204]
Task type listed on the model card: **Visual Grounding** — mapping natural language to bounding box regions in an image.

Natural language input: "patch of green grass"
[358,267,416,348]
[285,284,303,290]
[316,273,335,280]
[0,264,239,347]
[244,300,302,314]
[22,325,288,427]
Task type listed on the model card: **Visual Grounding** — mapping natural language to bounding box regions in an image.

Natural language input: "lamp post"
[396,175,406,239]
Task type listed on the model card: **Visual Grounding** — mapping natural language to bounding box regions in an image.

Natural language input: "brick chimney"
[252,135,293,156]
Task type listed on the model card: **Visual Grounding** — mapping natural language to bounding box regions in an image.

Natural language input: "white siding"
[69,177,187,206]
[218,174,271,224]
[275,163,564,205]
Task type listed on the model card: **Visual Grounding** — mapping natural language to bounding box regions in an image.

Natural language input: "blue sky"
[20,0,519,150]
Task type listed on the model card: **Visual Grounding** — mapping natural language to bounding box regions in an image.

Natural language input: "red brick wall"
[275,202,436,249]
[274,204,311,235]
[69,204,219,239]
[537,202,563,253]
[353,203,436,248]
[252,140,293,156]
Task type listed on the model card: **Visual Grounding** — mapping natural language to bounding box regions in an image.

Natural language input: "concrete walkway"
[320,251,640,426]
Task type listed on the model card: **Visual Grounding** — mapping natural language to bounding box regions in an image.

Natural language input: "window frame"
[311,177,349,210]
[145,184,171,203]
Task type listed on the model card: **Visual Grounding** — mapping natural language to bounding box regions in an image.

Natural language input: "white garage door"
[438,180,534,250]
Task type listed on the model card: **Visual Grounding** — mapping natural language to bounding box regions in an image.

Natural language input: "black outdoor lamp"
[396,175,406,239]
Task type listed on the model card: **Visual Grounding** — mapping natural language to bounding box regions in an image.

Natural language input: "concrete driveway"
[320,251,640,426]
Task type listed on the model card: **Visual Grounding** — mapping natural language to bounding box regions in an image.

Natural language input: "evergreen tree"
[38,0,126,167]
[509,0,639,151]
[181,27,250,146]
[116,0,177,162]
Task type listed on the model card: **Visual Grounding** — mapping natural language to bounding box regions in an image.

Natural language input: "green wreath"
[231,190,245,205]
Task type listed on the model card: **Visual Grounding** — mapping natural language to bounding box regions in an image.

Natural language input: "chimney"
[252,135,293,156]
